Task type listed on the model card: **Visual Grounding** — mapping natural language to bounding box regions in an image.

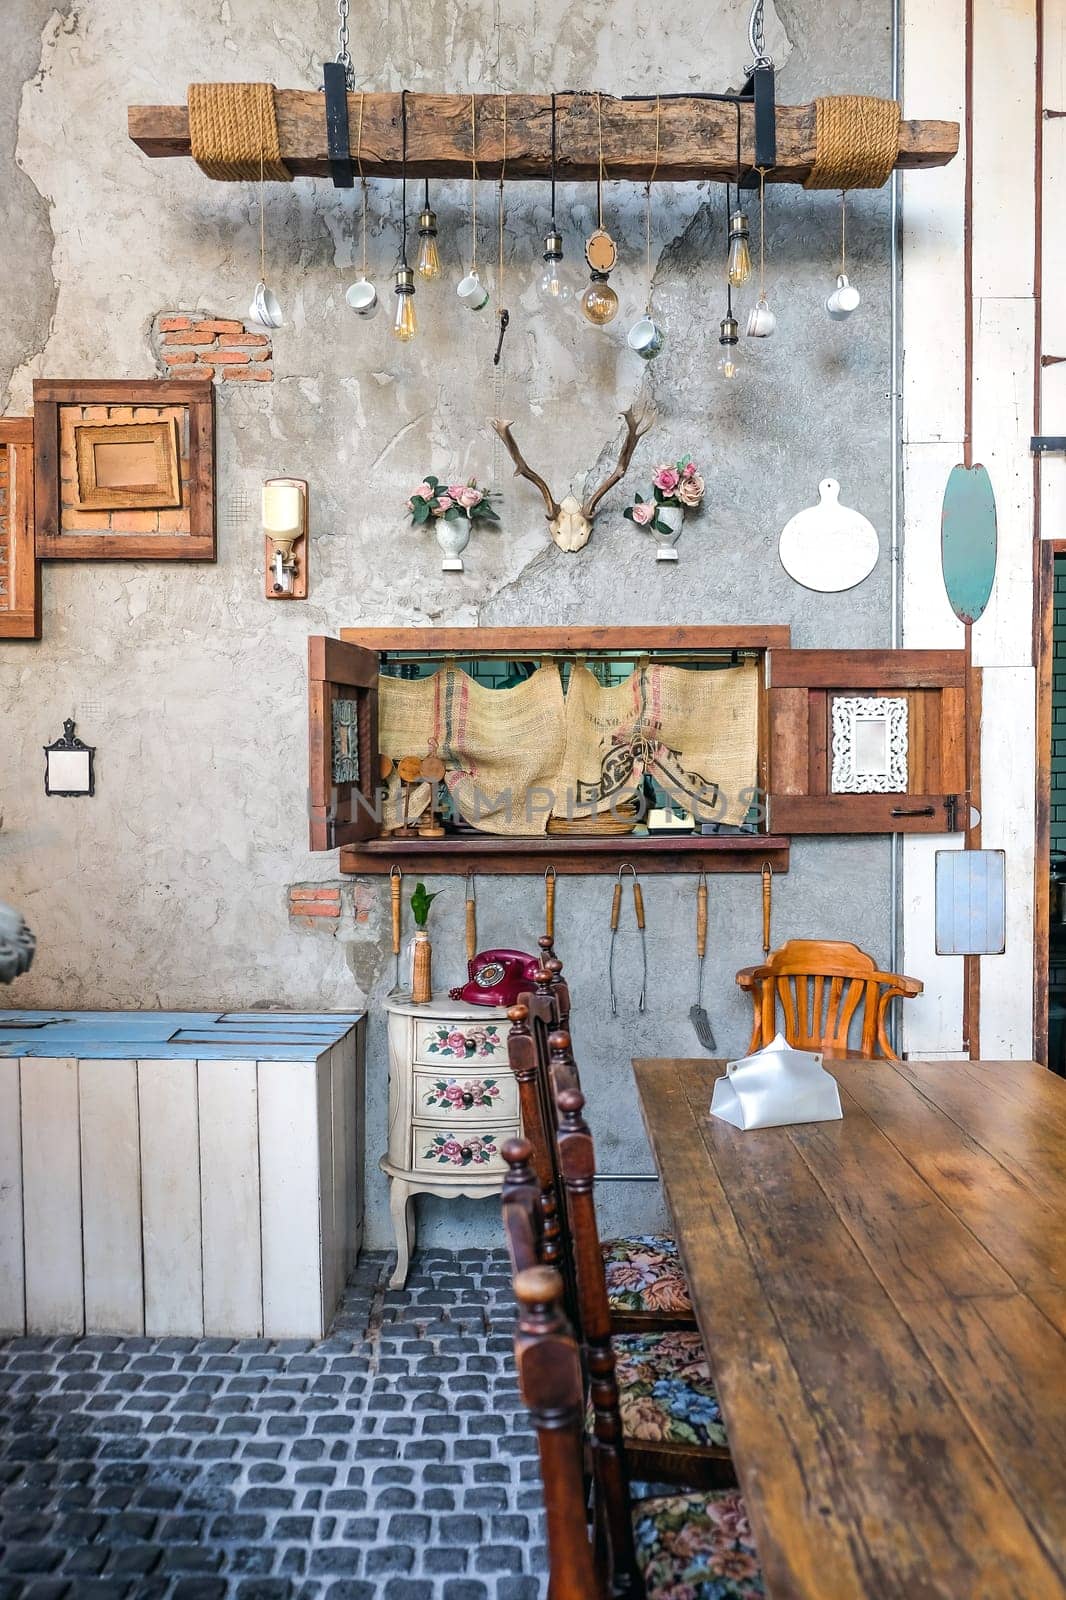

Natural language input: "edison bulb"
[392,265,417,342]
[580,272,619,326]
[416,209,441,280]
[717,313,740,379]
[539,258,572,304]
[727,210,752,288]
[716,349,740,380]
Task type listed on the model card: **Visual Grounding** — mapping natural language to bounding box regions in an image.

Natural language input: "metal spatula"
[689,871,716,1050]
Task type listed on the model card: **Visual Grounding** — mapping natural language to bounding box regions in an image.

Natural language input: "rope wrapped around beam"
[187,82,292,181]
[803,95,901,189]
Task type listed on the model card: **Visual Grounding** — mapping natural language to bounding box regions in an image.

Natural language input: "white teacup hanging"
[778,478,879,593]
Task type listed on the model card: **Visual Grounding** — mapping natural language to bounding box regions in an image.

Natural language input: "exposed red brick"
[164,330,218,346]
[223,366,272,381]
[213,350,251,365]
[217,332,270,347]
[161,349,196,364]
[192,319,246,334]
[158,316,193,331]
[290,887,342,902]
[249,349,272,361]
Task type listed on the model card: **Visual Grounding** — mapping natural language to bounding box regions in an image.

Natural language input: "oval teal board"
[941,463,998,626]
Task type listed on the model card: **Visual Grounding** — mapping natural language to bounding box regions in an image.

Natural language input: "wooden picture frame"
[33,378,215,561]
[74,419,181,511]
[0,417,41,639]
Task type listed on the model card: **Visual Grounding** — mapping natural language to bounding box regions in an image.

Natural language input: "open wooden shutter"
[308,636,379,850]
[0,419,40,640]
[767,649,968,833]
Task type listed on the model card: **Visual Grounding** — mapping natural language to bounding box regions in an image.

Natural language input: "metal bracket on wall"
[1031,437,1066,454]
[323,62,354,188]
[739,65,777,187]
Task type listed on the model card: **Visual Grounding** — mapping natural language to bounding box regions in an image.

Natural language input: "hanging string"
[840,187,847,274]
[494,94,510,366]
[356,91,368,279]
[756,166,767,299]
[644,95,661,315]
[596,92,605,230]
[258,91,266,285]
[469,94,479,272]
[724,182,733,322]
[399,89,409,266]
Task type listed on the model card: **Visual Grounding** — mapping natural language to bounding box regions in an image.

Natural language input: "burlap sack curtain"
[379,659,760,834]
[379,665,566,836]
[557,661,759,828]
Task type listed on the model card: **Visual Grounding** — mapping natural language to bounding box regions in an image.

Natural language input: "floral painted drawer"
[413,1018,508,1066]
[413,1069,519,1124]
[411,1123,518,1176]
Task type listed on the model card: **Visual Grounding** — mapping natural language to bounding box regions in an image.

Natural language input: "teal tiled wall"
[1053,557,1066,854]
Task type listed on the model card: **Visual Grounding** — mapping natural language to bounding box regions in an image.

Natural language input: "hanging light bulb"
[717,314,740,379]
[417,182,441,279]
[539,229,571,304]
[727,209,752,287]
[581,272,619,326]
[392,264,417,341]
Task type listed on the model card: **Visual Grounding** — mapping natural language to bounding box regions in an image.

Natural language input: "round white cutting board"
[778,478,879,593]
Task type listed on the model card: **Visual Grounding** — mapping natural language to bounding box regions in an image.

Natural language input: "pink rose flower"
[458,486,483,509]
[678,473,704,508]
[444,1083,464,1102]
[446,1031,468,1052]
[442,1140,462,1158]
[405,499,414,512]
[447,483,467,500]
[652,466,680,494]
[682,460,698,480]
[631,501,655,527]
[415,481,433,499]
[432,494,453,516]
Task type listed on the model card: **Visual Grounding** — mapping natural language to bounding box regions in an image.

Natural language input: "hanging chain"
[746,0,774,71]
[494,95,510,365]
[336,0,355,89]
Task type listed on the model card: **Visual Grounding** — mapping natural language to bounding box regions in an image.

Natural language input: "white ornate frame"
[830,695,909,794]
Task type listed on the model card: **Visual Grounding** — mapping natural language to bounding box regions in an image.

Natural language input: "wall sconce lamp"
[44,719,95,797]
[263,477,308,599]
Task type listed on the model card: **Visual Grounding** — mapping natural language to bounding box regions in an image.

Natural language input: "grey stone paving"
[0,1250,546,1600]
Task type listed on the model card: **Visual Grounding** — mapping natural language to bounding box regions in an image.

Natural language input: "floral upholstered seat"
[632,1488,765,1599]
[602,1233,693,1317]
[610,1330,727,1450]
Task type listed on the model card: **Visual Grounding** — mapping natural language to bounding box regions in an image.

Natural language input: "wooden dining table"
[633,1055,1066,1600]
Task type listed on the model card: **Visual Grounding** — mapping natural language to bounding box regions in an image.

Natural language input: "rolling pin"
[761,860,773,959]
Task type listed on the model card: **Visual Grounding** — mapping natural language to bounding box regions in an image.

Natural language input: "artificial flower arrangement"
[406,476,500,527]
[624,455,705,534]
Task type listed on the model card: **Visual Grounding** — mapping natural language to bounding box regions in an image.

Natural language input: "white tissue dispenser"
[710,1032,843,1131]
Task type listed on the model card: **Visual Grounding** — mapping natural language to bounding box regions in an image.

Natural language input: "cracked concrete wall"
[0,0,895,1251]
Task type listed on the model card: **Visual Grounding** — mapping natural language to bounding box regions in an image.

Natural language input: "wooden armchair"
[736,939,923,1060]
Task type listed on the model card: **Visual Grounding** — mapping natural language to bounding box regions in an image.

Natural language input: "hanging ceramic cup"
[626,315,665,361]
[825,273,861,321]
[345,277,379,318]
[746,294,776,338]
[248,280,284,330]
[456,270,490,311]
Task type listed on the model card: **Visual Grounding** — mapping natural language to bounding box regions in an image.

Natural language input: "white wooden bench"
[0,1010,365,1339]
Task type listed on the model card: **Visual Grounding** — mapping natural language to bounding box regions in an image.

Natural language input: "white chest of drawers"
[382,995,518,1287]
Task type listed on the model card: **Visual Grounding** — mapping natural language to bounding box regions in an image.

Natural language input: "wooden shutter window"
[767,649,969,834]
[0,419,40,640]
[307,636,380,850]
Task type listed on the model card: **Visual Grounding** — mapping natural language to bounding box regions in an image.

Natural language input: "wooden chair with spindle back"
[548,1067,736,1495]
[736,938,923,1060]
[511,1264,764,1600]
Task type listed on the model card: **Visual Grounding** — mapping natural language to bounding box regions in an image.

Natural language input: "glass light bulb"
[727,212,752,288]
[717,349,740,380]
[417,233,441,280]
[539,258,572,304]
[580,275,619,326]
[393,289,417,342]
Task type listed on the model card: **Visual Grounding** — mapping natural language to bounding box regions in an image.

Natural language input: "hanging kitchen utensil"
[388,864,403,994]
[760,864,773,961]
[779,478,879,592]
[465,871,477,962]
[346,95,378,318]
[689,870,716,1051]
[941,463,997,628]
[544,864,557,947]
[608,863,647,1017]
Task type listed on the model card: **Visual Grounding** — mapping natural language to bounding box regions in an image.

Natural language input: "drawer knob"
[463,1035,477,1052]
[461,1091,474,1108]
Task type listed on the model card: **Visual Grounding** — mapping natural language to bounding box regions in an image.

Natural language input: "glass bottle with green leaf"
[410,881,440,1003]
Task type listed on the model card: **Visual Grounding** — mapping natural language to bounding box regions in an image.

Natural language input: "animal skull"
[491,403,655,554]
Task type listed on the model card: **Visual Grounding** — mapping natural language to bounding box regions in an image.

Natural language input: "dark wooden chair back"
[512,1265,606,1600]
[736,938,923,1059]
[506,1002,571,1296]
[500,1136,544,1278]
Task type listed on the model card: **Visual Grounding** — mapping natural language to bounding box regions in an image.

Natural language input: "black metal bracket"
[323,62,354,189]
[1032,437,1066,454]
[739,65,776,188]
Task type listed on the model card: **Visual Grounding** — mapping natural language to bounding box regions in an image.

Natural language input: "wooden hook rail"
[128,90,958,185]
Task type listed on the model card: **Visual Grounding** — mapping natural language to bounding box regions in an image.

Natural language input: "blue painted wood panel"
[0,1010,365,1060]
[934,850,1006,955]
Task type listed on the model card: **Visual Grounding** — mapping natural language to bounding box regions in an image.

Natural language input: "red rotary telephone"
[449,949,541,1007]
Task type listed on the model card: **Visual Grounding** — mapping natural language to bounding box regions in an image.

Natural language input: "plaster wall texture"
[0,0,895,1250]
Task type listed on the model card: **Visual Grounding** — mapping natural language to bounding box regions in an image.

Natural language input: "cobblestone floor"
[0,1250,545,1600]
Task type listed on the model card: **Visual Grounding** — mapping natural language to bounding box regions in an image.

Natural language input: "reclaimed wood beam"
[128,91,958,184]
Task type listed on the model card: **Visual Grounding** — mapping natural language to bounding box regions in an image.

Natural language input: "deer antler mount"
[491,403,655,553]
